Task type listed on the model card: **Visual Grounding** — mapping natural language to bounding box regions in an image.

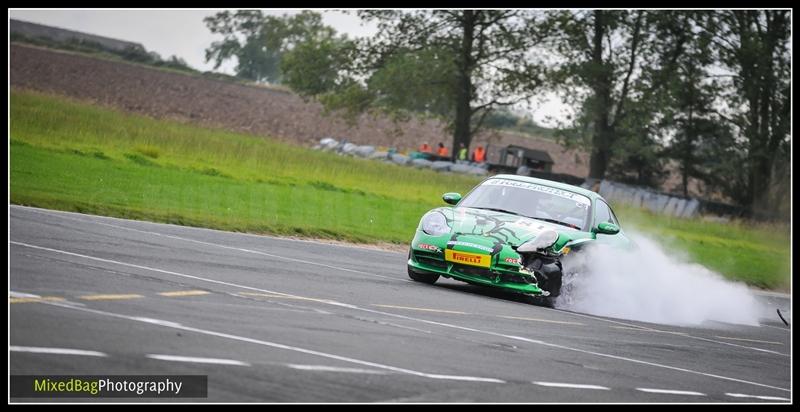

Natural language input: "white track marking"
[29,299,505,384]
[498,315,584,326]
[238,292,339,304]
[533,382,610,390]
[611,326,686,334]
[725,393,791,401]
[132,317,184,328]
[10,206,404,283]
[10,291,41,298]
[10,346,107,357]
[559,310,789,357]
[713,336,783,345]
[11,241,305,299]
[9,241,790,393]
[759,323,791,331]
[16,205,789,355]
[286,365,389,374]
[11,205,404,255]
[636,388,706,396]
[372,304,468,315]
[146,354,250,366]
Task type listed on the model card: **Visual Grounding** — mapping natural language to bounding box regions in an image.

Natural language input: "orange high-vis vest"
[474,147,486,162]
[437,146,449,156]
[420,144,432,153]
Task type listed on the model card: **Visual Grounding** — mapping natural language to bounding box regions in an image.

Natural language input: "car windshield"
[459,179,592,230]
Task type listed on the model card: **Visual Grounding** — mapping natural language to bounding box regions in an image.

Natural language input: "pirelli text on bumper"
[10,375,208,398]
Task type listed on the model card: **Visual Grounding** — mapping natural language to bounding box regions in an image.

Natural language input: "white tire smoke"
[556,232,765,327]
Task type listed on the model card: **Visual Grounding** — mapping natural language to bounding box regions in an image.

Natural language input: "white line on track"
[372,304,468,315]
[635,388,706,396]
[713,336,783,345]
[532,382,610,390]
[725,393,791,401]
[10,240,789,393]
[559,310,789,357]
[10,290,87,308]
[11,241,306,300]
[9,291,66,304]
[286,365,389,374]
[27,298,505,384]
[9,205,405,255]
[10,206,405,283]
[146,354,250,366]
[498,315,584,326]
[10,291,41,299]
[132,317,184,328]
[15,205,789,355]
[759,323,791,331]
[10,346,107,357]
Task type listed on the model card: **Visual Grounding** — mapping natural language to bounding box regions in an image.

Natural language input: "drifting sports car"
[407,174,632,306]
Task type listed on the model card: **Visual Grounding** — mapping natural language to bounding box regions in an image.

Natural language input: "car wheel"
[536,261,563,297]
[538,276,562,298]
[407,266,440,284]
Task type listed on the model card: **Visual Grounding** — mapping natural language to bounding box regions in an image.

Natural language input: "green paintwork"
[408,175,633,295]
[442,192,462,205]
[595,222,621,235]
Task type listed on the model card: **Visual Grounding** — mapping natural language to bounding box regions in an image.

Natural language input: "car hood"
[444,206,584,247]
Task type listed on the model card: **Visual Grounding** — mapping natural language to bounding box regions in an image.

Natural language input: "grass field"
[10,90,481,244]
[9,90,791,290]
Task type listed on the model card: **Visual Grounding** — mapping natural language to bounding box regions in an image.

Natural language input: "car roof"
[486,174,605,202]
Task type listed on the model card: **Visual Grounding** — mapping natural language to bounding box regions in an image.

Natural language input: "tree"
[697,10,791,216]
[283,10,552,158]
[676,10,791,217]
[281,33,355,98]
[548,10,688,182]
[646,12,731,197]
[204,10,336,83]
[606,98,668,188]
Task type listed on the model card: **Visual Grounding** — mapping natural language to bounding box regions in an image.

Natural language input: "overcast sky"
[9,9,570,126]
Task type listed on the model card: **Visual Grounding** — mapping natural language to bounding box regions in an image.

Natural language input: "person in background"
[437,142,449,157]
[472,145,486,163]
[419,142,432,153]
[457,143,468,163]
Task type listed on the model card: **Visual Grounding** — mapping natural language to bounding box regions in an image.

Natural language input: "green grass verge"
[10,90,481,244]
[10,90,790,290]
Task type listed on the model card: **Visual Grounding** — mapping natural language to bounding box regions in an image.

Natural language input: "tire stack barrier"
[598,180,710,219]
[313,138,487,176]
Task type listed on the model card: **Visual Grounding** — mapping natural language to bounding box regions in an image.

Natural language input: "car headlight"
[421,212,450,236]
[517,230,559,253]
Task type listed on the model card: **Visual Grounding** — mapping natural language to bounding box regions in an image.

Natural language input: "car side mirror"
[442,192,462,205]
[593,222,620,235]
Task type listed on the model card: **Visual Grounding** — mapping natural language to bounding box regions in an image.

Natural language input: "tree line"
[204,10,790,219]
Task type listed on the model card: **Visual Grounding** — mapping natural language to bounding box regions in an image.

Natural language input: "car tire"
[536,261,563,297]
[538,276,562,298]
[407,266,440,284]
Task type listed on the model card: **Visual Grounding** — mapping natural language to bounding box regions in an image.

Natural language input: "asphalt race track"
[9,205,792,403]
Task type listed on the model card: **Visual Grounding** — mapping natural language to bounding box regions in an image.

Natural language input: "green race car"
[407,174,633,306]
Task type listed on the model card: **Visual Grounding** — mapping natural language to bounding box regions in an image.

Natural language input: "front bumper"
[408,232,544,295]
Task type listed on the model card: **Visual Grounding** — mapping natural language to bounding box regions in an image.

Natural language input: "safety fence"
[596,180,751,219]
